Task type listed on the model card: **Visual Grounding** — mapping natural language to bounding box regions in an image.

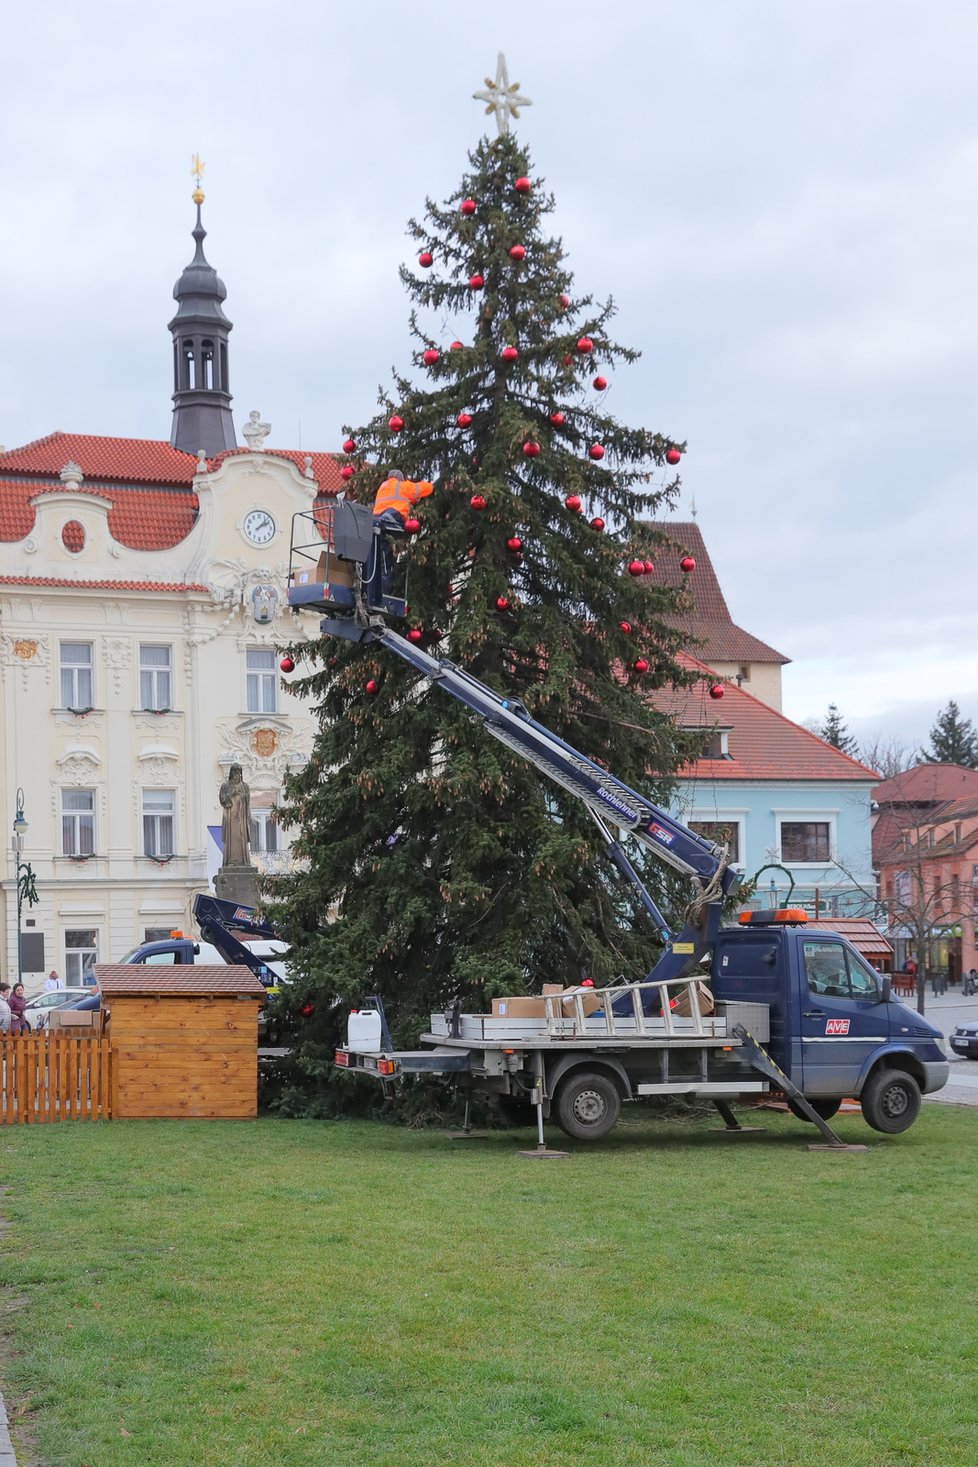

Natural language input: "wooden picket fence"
[0,1031,112,1123]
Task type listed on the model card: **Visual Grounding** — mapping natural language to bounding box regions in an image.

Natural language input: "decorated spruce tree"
[268,127,704,1074]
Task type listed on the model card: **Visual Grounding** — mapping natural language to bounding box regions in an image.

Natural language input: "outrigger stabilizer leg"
[732,1025,866,1151]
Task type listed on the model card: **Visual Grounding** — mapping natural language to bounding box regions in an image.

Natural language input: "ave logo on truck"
[825,1018,851,1035]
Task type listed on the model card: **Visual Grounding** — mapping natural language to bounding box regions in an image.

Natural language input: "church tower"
[168,175,236,456]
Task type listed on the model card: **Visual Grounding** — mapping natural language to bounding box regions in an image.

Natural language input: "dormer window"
[685,726,731,759]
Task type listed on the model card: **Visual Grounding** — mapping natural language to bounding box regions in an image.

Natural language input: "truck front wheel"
[554,1072,621,1142]
[860,1068,921,1134]
[787,1097,843,1122]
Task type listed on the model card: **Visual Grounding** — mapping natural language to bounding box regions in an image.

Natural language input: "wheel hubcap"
[883,1086,909,1118]
[573,1089,606,1124]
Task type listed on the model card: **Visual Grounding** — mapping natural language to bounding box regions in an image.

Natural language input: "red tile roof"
[872,764,978,807]
[96,964,266,996]
[649,653,879,782]
[644,521,790,666]
[0,576,209,592]
[0,432,342,551]
[812,918,892,960]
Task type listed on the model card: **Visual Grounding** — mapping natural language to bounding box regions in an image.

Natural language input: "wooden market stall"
[95,965,266,1119]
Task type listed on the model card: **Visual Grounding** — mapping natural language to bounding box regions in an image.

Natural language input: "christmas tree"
[921,700,978,768]
[268,117,704,1081]
[820,703,857,755]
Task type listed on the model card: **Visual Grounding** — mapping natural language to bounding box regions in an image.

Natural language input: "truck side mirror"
[881,975,891,1003]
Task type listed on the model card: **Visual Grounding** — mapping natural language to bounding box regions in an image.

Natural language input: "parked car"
[57,991,101,1013]
[949,1021,978,1060]
[22,987,91,1030]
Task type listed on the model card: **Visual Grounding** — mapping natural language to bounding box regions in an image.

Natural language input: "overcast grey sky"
[3,0,976,754]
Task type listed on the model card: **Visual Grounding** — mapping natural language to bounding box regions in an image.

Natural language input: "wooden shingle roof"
[95,964,266,997]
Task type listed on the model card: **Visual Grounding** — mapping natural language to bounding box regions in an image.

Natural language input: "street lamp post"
[13,787,35,986]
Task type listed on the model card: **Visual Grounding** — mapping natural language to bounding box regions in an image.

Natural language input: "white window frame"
[139,644,172,711]
[246,649,277,714]
[60,641,94,710]
[688,816,744,866]
[65,929,98,984]
[61,788,96,856]
[142,788,176,858]
[775,813,837,867]
[249,808,280,854]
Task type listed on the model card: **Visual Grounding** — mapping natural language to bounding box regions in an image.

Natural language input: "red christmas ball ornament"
[422,348,440,366]
[450,340,464,351]
[456,411,473,428]
[564,494,582,513]
[407,628,423,643]
[418,251,433,268]
[468,273,484,290]
[506,536,522,552]
[509,243,526,261]
[342,437,356,454]
[589,444,605,460]
[633,658,650,674]
[340,465,354,481]
[562,355,573,367]
[522,441,540,458]
[709,683,725,700]
[501,345,519,362]
[388,414,404,433]
[365,679,379,695]
[558,293,570,310]
[618,620,632,634]
[628,559,645,577]
[643,559,654,574]
[680,555,696,573]
[549,411,565,427]
[496,595,510,611]
[592,375,608,390]
[460,198,477,216]
[514,176,532,194]
[577,336,594,354]
[430,628,443,641]
[470,494,487,511]
[403,517,421,535]
[590,517,605,531]
[279,656,295,673]
[666,447,682,466]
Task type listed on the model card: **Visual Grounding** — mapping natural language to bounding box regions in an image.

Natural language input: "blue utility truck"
[289,503,948,1146]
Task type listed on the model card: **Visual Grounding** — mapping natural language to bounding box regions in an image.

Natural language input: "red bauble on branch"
[501,345,519,362]
[709,684,725,700]
[418,251,433,268]
[495,595,510,611]
[422,348,439,366]
[340,465,354,481]
[514,176,532,194]
[460,198,477,216]
[666,447,682,466]
[342,437,356,454]
[365,679,379,695]
[407,628,423,643]
[509,243,526,261]
[522,441,540,458]
[680,555,696,573]
[644,560,654,575]
[279,656,295,673]
[468,273,484,290]
[576,336,593,354]
[403,517,421,535]
[589,444,605,460]
[506,537,522,552]
[558,293,570,310]
[628,559,645,577]
[590,517,605,531]
[633,658,649,675]
[564,495,582,513]
[470,494,487,511]
[618,621,632,634]
[456,411,473,428]
[549,411,565,426]
[592,375,607,391]
[388,415,404,433]
[450,340,464,351]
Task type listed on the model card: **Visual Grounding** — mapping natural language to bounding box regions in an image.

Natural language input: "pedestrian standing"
[44,969,62,992]
[0,983,11,1034]
[7,982,28,1034]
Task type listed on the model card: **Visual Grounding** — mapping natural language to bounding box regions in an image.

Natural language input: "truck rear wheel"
[787,1097,843,1122]
[554,1071,621,1142]
[860,1068,921,1134]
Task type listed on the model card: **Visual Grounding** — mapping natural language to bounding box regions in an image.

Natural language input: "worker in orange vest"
[367,470,433,605]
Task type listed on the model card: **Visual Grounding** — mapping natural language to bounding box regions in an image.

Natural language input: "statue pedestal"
[214,864,260,909]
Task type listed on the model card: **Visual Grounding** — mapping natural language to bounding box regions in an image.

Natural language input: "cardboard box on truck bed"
[671,980,715,1017]
[491,984,602,1019]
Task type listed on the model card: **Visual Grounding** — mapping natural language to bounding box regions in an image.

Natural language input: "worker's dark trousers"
[365,511,405,605]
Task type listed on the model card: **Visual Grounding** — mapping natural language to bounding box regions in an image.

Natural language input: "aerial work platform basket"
[287,502,407,619]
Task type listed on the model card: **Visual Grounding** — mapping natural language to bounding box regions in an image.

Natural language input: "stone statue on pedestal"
[214,763,259,906]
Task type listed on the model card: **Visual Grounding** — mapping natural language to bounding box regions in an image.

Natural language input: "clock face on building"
[243,509,276,546]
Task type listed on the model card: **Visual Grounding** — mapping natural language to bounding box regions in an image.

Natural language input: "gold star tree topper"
[473,54,532,136]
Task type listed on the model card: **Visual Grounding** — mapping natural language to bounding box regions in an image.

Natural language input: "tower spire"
[168,158,236,457]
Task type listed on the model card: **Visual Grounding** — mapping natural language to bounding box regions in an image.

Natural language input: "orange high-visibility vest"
[373,476,434,517]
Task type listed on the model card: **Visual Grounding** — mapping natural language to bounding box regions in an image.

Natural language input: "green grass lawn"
[2,1107,977,1467]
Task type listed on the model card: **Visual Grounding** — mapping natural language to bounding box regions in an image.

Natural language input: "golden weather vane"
[191,153,206,204]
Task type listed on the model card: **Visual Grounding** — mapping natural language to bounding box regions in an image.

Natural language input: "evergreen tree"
[820,703,857,755]
[269,132,702,1080]
[921,700,978,768]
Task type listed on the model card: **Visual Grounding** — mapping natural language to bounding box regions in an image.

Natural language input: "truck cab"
[711,915,948,1130]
